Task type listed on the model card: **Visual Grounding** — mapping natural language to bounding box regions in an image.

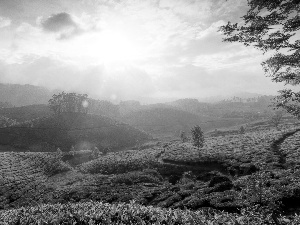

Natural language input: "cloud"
[0,0,284,103]
[0,56,157,101]
[0,17,11,28]
[41,12,82,39]
[41,12,77,32]
[153,63,283,99]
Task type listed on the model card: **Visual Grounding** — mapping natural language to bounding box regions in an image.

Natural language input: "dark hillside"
[0,113,150,152]
[0,104,51,122]
[0,101,13,108]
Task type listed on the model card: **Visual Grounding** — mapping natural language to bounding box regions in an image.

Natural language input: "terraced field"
[79,148,163,174]
[0,152,70,209]
[162,129,285,167]
[78,127,300,177]
[280,130,300,167]
[2,125,300,223]
[2,200,300,225]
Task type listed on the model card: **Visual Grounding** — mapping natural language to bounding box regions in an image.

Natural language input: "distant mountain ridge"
[0,83,276,140]
[0,83,56,106]
[199,92,269,102]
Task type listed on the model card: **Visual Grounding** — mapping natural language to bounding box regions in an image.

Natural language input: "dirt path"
[270,129,300,167]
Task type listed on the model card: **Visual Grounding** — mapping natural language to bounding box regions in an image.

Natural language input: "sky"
[0,0,285,103]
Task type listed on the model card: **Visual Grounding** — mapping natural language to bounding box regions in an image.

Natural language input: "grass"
[162,128,287,168]
[0,152,71,209]
[0,113,151,152]
[1,201,299,225]
[2,123,300,223]
[280,131,300,167]
[79,148,162,174]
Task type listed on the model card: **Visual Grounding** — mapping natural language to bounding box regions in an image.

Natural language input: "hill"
[1,122,300,223]
[0,83,56,106]
[121,106,245,138]
[121,107,208,138]
[0,104,51,123]
[2,201,299,224]
[167,97,274,119]
[0,152,71,209]
[0,113,150,152]
[167,98,210,115]
[0,101,13,108]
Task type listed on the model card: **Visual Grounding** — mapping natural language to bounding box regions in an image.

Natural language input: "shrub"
[191,125,204,150]
[111,171,162,185]
[209,175,231,187]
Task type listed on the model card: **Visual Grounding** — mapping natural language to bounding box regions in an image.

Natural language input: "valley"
[0,86,300,224]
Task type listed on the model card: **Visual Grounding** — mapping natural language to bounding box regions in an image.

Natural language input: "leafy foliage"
[191,125,204,150]
[48,92,89,115]
[111,170,163,185]
[0,152,71,209]
[0,113,150,151]
[280,130,300,166]
[79,149,161,174]
[220,0,300,117]
[1,201,300,224]
[270,110,284,129]
[2,122,300,223]
[240,126,245,134]
[180,131,188,143]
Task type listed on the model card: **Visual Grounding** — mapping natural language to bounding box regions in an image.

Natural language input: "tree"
[48,92,89,115]
[69,145,76,156]
[92,146,102,159]
[191,125,205,150]
[219,0,300,117]
[180,130,188,143]
[240,125,245,134]
[56,148,62,158]
[270,110,284,129]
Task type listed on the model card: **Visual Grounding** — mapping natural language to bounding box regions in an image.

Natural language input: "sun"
[98,30,140,63]
[73,29,142,65]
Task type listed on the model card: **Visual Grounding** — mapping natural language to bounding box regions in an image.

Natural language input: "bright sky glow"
[0,0,285,103]
[87,30,142,64]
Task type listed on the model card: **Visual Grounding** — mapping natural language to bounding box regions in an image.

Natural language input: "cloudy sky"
[0,0,284,103]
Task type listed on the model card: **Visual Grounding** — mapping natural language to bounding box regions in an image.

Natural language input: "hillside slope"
[121,107,206,137]
[121,107,244,138]
[0,83,55,106]
[0,104,51,122]
[0,113,150,152]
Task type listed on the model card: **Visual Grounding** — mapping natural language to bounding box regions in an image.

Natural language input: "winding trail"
[270,129,300,167]
[154,128,300,174]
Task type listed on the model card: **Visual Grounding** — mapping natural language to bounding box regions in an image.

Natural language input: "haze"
[0,0,284,103]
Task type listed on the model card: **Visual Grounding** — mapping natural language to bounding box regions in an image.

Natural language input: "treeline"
[48,92,89,114]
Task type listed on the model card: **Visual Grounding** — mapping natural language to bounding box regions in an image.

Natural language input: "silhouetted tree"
[92,146,101,159]
[56,148,62,158]
[48,92,89,115]
[180,131,188,143]
[220,0,300,117]
[240,126,245,134]
[270,111,284,130]
[191,125,204,150]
